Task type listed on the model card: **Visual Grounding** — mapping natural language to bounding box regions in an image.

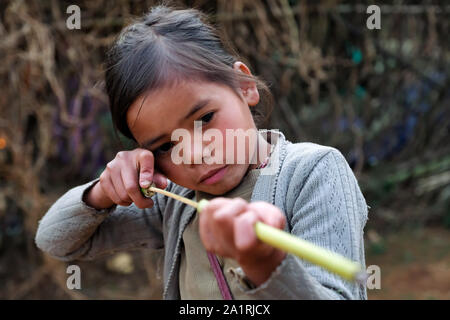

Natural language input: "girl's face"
[127,74,261,195]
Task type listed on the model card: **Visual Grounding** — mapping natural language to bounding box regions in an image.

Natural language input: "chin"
[197,181,233,195]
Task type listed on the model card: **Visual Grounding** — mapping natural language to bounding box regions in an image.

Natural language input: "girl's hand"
[199,198,287,286]
[84,148,167,209]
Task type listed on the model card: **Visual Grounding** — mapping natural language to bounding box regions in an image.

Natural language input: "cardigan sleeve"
[35,178,165,262]
[234,148,368,299]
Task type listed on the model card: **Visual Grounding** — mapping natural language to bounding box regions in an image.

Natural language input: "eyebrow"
[141,134,165,150]
[183,99,210,120]
[140,99,211,149]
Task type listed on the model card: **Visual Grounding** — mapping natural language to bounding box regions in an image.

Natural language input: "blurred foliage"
[0,0,448,299]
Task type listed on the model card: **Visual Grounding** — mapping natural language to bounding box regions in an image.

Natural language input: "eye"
[154,142,174,155]
[200,111,214,124]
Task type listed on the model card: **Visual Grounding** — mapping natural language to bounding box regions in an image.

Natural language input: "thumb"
[137,150,154,188]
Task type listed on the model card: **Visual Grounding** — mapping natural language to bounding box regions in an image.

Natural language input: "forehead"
[127,81,212,126]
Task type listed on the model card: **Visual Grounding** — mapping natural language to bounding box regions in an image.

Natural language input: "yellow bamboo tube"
[141,186,367,283]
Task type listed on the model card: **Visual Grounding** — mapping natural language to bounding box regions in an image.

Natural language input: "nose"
[189,138,203,165]
[184,127,204,166]
[188,130,220,166]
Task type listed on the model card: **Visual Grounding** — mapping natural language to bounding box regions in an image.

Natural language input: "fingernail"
[141,180,150,187]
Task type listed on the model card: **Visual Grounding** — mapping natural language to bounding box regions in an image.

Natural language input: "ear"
[233,61,260,107]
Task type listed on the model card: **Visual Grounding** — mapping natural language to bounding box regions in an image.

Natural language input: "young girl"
[35,5,368,300]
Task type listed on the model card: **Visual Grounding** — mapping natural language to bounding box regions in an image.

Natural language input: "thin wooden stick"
[141,186,199,209]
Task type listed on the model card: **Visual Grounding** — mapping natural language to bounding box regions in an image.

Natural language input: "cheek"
[155,158,175,176]
[156,158,188,181]
[218,107,246,127]
[218,107,255,140]
[214,111,248,142]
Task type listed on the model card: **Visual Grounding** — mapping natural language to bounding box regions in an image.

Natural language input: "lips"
[199,166,228,185]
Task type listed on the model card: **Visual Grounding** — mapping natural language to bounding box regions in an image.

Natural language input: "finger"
[137,150,154,188]
[213,198,248,225]
[233,210,260,252]
[152,172,168,189]
[101,175,131,206]
[234,210,275,261]
[200,197,231,244]
[247,202,286,229]
[110,170,133,206]
[199,198,245,254]
[205,198,247,255]
[121,167,154,209]
[201,197,230,215]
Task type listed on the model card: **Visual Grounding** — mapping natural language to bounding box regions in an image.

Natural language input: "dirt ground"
[366,227,450,300]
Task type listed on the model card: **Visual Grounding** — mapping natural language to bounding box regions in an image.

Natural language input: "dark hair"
[105,4,273,143]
